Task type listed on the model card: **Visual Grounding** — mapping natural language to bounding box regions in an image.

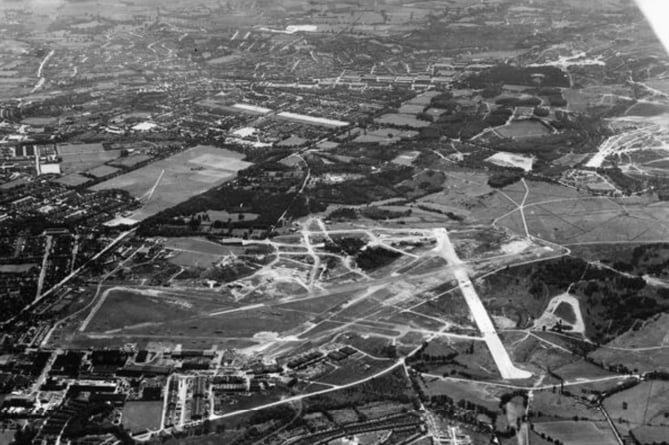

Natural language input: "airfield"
[51,214,574,388]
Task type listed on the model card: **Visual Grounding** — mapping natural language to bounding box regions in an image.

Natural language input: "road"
[422,372,635,391]
[130,358,409,442]
[41,246,142,346]
[274,154,310,228]
[432,228,532,380]
[35,235,53,301]
[600,405,625,445]
[139,169,165,202]
[32,49,54,92]
[211,361,402,421]
[78,286,119,333]
[160,375,171,429]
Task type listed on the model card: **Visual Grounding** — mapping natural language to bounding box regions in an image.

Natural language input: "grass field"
[85,289,314,346]
[318,356,395,386]
[58,143,106,155]
[91,145,251,223]
[0,430,15,445]
[532,391,605,421]
[54,173,91,187]
[552,359,616,381]
[60,151,122,174]
[553,302,576,324]
[488,180,669,244]
[122,401,163,433]
[85,289,197,333]
[499,194,669,244]
[110,154,152,168]
[596,346,669,373]
[420,377,500,412]
[533,421,618,445]
[603,381,669,427]
[164,238,236,255]
[496,120,551,139]
[605,313,669,349]
[0,264,37,273]
[630,425,669,444]
[164,237,241,267]
[374,113,431,128]
[589,313,669,373]
[87,164,121,178]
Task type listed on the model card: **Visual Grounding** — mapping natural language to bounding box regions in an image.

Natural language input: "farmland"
[533,421,618,445]
[91,145,251,223]
[532,391,605,421]
[603,381,669,429]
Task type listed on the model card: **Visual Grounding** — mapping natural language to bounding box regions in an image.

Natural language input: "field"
[0,264,37,273]
[496,120,551,139]
[630,425,669,444]
[419,377,500,412]
[533,293,584,333]
[353,128,418,144]
[79,286,321,350]
[86,165,120,178]
[485,151,534,171]
[493,182,669,244]
[603,381,669,428]
[110,154,152,168]
[206,210,259,222]
[60,150,122,174]
[122,401,163,434]
[624,102,669,117]
[532,421,618,445]
[594,345,669,373]
[551,359,615,381]
[604,313,669,350]
[374,113,431,128]
[318,356,396,386]
[0,431,15,445]
[57,143,106,155]
[419,169,498,220]
[532,391,605,421]
[56,143,122,174]
[83,288,200,333]
[164,237,239,267]
[91,145,252,223]
[54,173,91,187]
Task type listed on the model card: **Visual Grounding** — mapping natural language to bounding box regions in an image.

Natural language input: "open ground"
[91,145,251,223]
